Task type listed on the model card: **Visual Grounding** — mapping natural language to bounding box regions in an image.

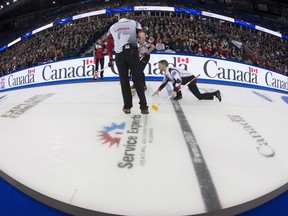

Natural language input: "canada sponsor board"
[7,68,36,88]
[0,59,97,90]
[0,54,287,94]
[98,115,153,169]
[42,59,95,81]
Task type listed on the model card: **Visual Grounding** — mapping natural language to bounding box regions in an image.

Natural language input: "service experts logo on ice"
[98,122,126,147]
[97,116,153,169]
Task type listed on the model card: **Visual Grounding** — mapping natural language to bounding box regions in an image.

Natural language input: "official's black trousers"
[176,75,215,100]
[115,48,148,110]
[139,55,150,87]
[95,58,104,71]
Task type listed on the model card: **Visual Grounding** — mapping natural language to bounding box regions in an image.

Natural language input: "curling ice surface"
[0,81,287,216]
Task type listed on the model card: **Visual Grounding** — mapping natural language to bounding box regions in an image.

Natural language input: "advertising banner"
[0,54,287,94]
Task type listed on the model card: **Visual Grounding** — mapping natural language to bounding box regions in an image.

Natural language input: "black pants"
[115,48,148,110]
[139,55,150,87]
[96,58,104,72]
[176,75,215,100]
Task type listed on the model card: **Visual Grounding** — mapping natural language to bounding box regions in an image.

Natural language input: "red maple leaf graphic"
[98,132,121,147]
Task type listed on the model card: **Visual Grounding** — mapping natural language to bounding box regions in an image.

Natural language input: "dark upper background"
[0,0,287,22]
[0,0,287,76]
[0,0,287,42]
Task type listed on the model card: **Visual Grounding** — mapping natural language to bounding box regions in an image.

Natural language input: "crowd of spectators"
[0,16,117,76]
[0,3,288,76]
[1,0,288,48]
[135,14,288,74]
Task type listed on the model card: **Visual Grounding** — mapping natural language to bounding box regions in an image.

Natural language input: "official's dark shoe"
[215,90,222,102]
[100,72,104,78]
[122,107,131,114]
[174,95,182,100]
[141,108,149,115]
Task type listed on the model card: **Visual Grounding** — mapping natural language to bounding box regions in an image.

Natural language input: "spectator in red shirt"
[203,42,212,56]
[93,39,106,79]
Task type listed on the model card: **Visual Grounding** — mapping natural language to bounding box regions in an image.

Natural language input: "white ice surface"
[0,81,287,216]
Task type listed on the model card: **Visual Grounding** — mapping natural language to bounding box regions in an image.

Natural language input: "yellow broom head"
[152,104,159,111]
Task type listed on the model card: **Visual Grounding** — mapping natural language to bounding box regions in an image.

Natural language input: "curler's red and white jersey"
[158,67,194,91]
[95,44,105,59]
[107,18,143,56]
[138,41,153,58]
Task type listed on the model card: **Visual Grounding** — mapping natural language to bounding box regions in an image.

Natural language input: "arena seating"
[0,0,287,76]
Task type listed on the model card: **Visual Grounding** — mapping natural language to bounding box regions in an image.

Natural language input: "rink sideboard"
[0,53,287,94]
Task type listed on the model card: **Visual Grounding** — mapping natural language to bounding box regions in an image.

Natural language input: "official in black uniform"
[107,15,149,114]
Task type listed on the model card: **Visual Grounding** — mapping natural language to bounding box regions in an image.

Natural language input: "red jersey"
[95,44,105,59]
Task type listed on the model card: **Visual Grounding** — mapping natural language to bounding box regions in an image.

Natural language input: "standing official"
[107,15,149,114]
[153,60,222,102]
[93,39,106,79]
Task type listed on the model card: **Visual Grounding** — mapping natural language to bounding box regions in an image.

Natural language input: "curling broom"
[152,74,200,111]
